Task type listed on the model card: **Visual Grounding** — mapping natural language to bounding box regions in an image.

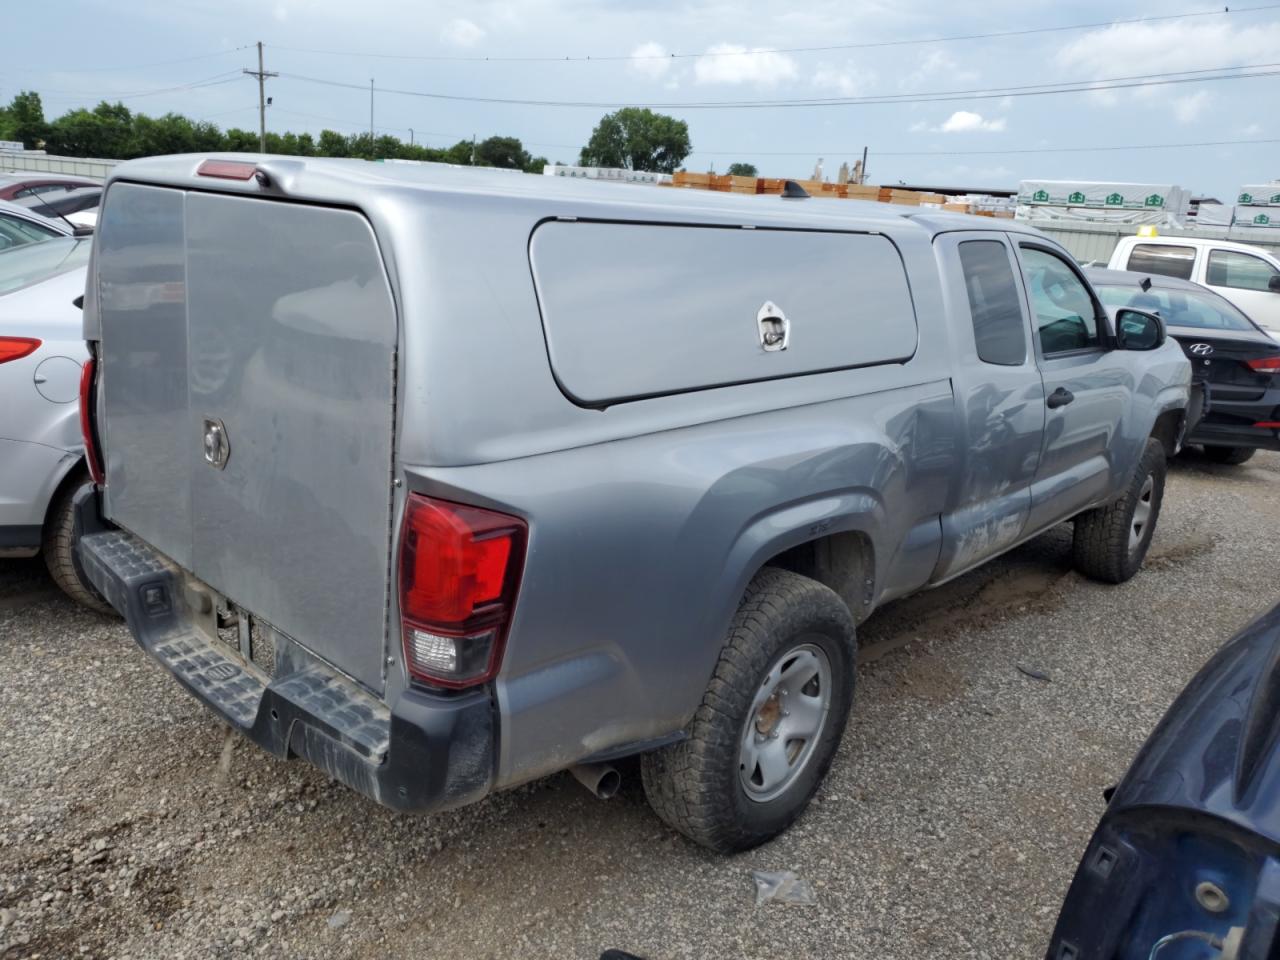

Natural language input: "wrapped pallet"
[1015,180,1189,225]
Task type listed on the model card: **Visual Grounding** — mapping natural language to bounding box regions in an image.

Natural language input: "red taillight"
[1246,356,1280,374]
[0,336,40,364]
[79,357,105,485]
[196,159,258,180]
[1256,421,1280,429]
[398,495,526,689]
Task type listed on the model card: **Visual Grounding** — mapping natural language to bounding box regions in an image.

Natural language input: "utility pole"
[409,128,414,146]
[243,42,278,154]
[860,145,869,185]
[369,79,375,145]
[470,135,476,165]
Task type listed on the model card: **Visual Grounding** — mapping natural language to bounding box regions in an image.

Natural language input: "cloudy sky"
[8,0,1279,198]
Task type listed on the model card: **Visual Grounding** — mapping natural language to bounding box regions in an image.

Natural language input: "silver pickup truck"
[74,156,1194,852]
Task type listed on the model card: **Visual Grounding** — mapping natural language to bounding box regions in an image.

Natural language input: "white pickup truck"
[1107,235,1280,337]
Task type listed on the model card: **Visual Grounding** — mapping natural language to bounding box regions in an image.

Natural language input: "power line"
[265,3,1280,62]
[28,70,246,103]
[9,46,251,74]
[276,61,1280,110]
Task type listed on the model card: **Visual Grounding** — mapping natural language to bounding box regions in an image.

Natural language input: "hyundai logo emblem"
[1189,343,1214,357]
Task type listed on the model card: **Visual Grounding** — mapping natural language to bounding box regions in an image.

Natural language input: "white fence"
[0,151,119,181]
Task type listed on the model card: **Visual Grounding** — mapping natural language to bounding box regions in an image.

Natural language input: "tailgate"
[96,183,397,692]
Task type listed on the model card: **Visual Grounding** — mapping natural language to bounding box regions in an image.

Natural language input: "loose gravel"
[1,450,1277,960]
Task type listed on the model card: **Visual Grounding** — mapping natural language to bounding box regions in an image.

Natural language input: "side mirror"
[1268,274,1280,293]
[1115,308,1165,351]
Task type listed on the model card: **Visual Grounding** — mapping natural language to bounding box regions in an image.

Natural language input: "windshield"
[0,236,92,295]
[1096,282,1258,333]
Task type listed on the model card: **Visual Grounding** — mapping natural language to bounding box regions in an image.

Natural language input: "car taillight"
[1246,356,1280,374]
[79,357,105,485]
[0,336,40,364]
[398,494,526,689]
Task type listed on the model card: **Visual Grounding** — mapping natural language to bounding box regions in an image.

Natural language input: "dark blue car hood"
[1047,603,1280,959]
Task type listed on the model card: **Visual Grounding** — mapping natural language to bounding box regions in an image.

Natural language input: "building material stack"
[1014,181,1191,226]
[1235,184,1280,229]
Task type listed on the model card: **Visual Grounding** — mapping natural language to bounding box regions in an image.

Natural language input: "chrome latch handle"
[757,301,790,352]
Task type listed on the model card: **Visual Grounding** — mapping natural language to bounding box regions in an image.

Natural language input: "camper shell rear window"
[529,220,918,407]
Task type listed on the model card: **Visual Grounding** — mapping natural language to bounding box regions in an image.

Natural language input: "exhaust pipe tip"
[570,762,621,800]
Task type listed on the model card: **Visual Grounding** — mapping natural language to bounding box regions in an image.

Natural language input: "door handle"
[1046,387,1075,409]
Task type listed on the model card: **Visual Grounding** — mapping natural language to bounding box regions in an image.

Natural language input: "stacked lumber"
[666,172,1008,215]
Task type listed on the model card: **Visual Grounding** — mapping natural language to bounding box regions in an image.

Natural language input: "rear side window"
[530,221,918,406]
[958,240,1026,365]
[1125,243,1195,280]
[1206,249,1279,291]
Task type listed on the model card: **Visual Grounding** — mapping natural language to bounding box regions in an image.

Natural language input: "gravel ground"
[1,450,1277,960]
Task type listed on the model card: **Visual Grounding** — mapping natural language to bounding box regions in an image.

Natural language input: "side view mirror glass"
[1115,308,1165,351]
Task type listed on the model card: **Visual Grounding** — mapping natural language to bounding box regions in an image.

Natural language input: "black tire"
[1203,445,1256,466]
[1072,438,1166,584]
[42,475,115,616]
[640,567,856,853]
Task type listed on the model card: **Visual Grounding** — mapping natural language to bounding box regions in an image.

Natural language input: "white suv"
[1107,234,1280,337]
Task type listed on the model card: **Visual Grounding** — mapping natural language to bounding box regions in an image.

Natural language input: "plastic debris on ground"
[751,870,817,906]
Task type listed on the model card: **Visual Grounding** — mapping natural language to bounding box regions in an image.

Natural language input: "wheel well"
[1150,409,1183,457]
[42,458,89,535]
[766,531,876,623]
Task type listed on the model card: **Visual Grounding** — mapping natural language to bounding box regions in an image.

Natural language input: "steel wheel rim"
[1129,473,1155,553]
[738,641,833,804]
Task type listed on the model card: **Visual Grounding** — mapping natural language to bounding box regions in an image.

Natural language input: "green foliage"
[578,108,691,173]
[1,91,48,148]
[2,91,551,172]
[727,162,757,177]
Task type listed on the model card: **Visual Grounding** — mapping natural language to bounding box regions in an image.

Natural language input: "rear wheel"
[1072,438,1166,584]
[1203,445,1256,466]
[42,474,114,616]
[640,567,856,852]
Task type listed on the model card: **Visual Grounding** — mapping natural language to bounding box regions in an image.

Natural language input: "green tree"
[578,108,690,173]
[3,91,48,148]
[727,162,757,177]
[317,129,348,157]
[474,135,530,170]
[524,155,548,174]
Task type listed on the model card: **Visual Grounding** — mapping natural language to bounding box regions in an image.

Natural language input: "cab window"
[1206,249,1279,291]
[1020,246,1101,355]
[1125,243,1195,281]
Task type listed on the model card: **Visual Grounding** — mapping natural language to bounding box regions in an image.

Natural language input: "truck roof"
[106,153,1046,241]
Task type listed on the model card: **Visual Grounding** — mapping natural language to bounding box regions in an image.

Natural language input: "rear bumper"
[73,488,495,813]
[1189,388,1280,452]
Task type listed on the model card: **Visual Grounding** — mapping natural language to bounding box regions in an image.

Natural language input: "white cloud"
[694,44,799,87]
[909,119,928,132]
[938,110,1006,133]
[1173,91,1211,123]
[1243,122,1263,136]
[629,42,672,80]
[440,17,485,48]
[811,61,875,97]
[273,4,287,22]
[902,50,977,91]
[1057,20,1280,107]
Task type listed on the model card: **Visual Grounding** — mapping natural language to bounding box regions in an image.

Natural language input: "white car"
[1107,234,1280,338]
[0,198,73,250]
[0,236,110,612]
